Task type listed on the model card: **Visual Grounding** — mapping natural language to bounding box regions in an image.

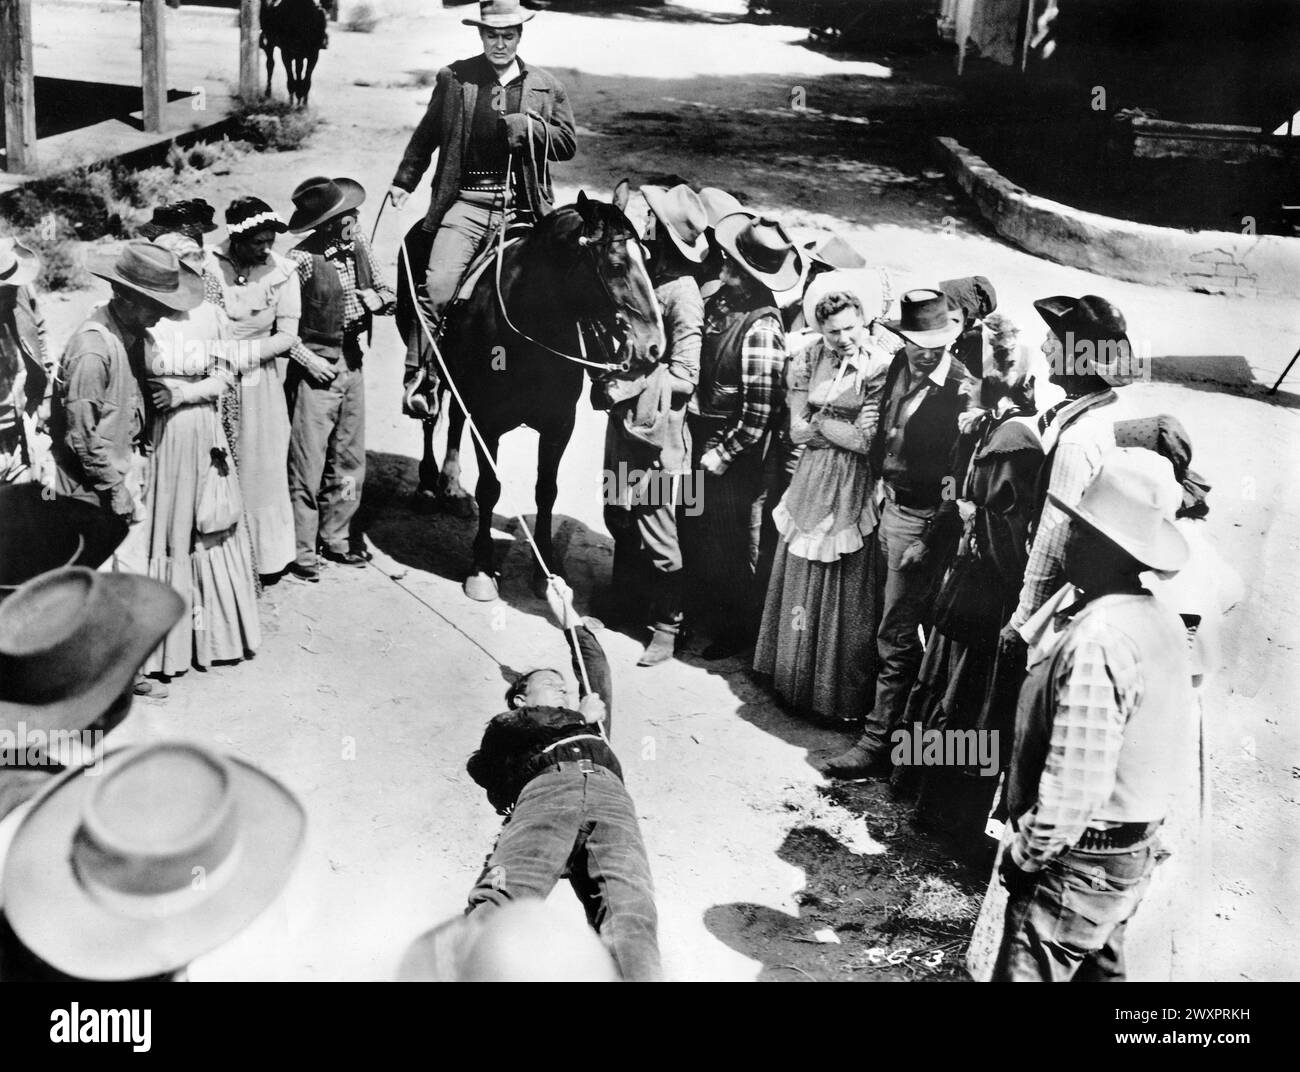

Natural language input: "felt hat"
[0,237,40,288]
[137,199,218,243]
[0,566,184,736]
[287,176,366,234]
[0,484,122,595]
[86,240,203,312]
[697,187,754,229]
[714,214,801,293]
[1033,293,1137,386]
[225,197,288,237]
[1050,447,1189,573]
[640,184,709,263]
[2,739,306,980]
[802,233,866,271]
[883,288,962,348]
[462,0,535,28]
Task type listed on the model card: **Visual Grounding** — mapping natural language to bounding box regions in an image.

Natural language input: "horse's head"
[548,183,665,375]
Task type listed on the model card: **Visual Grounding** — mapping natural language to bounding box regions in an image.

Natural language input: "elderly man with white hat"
[389,0,576,403]
[0,237,48,487]
[987,447,1194,982]
[596,183,706,666]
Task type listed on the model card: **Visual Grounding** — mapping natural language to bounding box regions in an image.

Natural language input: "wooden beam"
[0,0,37,173]
[141,0,167,134]
[239,0,261,99]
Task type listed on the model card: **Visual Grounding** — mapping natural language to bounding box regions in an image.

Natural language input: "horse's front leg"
[263,47,275,96]
[437,397,475,518]
[530,422,573,597]
[465,433,502,602]
[301,51,320,108]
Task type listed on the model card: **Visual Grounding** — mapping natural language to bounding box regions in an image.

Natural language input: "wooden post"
[0,0,37,173]
[141,0,167,133]
[239,0,261,99]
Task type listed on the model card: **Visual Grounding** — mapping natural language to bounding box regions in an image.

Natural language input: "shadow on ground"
[705,800,987,981]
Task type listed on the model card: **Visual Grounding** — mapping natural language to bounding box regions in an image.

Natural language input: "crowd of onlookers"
[0,171,1240,981]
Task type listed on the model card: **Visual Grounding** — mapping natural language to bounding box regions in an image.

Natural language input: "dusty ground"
[9,0,1298,981]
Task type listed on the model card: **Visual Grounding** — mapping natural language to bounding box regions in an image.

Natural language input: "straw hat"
[2,739,306,980]
[640,184,709,264]
[1050,447,1189,572]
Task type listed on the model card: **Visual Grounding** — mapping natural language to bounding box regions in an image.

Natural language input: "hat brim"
[0,244,40,288]
[882,313,963,349]
[802,237,866,271]
[640,185,708,264]
[714,213,802,293]
[87,252,204,312]
[0,572,184,737]
[1049,491,1190,572]
[287,178,366,234]
[462,12,534,27]
[2,746,306,980]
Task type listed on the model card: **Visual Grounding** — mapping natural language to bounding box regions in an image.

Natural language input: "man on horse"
[387,0,577,414]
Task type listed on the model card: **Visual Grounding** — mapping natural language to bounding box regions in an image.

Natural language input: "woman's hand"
[148,381,181,410]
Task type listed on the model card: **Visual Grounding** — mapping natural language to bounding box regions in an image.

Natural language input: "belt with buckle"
[1075,821,1161,851]
[552,758,597,775]
[882,482,938,511]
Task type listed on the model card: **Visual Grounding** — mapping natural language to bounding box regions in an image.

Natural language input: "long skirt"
[141,401,261,677]
[753,536,879,724]
[237,358,295,577]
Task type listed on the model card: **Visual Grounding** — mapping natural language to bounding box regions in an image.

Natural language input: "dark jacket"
[466,625,619,814]
[870,349,979,510]
[392,55,577,233]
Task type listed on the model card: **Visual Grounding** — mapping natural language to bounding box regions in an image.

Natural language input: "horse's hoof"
[464,572,498,602]
[412,489,440,514]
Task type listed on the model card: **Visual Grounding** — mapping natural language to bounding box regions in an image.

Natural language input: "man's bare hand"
[388,186,409,209]
[302,354,338,385]
[579,693,607,725]
[545,576,582,630]
[148,381,180,411]
[899,540,929,571]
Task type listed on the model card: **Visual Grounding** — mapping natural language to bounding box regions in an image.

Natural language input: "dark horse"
[396,182,665,601]
[260,0,329,109]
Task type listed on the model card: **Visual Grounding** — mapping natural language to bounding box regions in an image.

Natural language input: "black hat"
[137,199,218,243]
[1033,294,1136,386]
[225,196,288,237]
[287,176,365,234]
[883,288,962,348]
[939,276,997,323]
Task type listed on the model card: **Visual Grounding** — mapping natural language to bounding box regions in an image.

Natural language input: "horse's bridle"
[490,129,646,375]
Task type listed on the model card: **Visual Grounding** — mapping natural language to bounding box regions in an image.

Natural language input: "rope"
[386,186,603,731]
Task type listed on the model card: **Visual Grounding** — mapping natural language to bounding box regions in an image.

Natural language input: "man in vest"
[825,289,979,778]
[286,176,396,581]
[0,238,48,487]
[389,0,576,411]
[989,448,1193,982]
[682,216,798,661]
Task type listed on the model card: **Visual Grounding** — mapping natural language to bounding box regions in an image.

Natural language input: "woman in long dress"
[753,289,892,726]
[140,232,261,679]
[210,197,301,581]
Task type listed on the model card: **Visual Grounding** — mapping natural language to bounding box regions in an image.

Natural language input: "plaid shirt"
[1009,390,1126,628]
[1010,587,1145,871]
[288,235,395,366]
[709,311,784,471]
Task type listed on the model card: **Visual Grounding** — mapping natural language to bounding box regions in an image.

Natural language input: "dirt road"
[19,0,1300,980]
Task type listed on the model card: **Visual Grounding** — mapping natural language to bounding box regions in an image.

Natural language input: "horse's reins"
[388,196,604,733]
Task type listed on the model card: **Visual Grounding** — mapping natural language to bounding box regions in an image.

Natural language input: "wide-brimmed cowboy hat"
[137,199,218,243]
[697,187,755,230]
[462,0,534,29]
[287,176,366,234]
[0,567,184,736]
[225,196,288,237]
[1050,447,1189,573]
[1033,293,1136,386]
[2,739,305,980]
[883,288,962,348]
[0,485,121,596]
[802,233,866,271]
[87,241,203,312]
[641,184,708,263]
[0,237,40,288]
[714,214,802,293]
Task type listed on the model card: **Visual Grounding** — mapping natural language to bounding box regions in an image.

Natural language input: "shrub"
[228,95,321,152]
[343,3,380,33]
